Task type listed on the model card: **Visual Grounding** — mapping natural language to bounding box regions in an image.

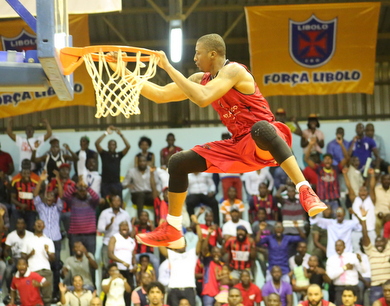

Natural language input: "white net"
[82,50,159,118]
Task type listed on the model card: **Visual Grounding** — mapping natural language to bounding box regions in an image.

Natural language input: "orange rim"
[60,45,159,75]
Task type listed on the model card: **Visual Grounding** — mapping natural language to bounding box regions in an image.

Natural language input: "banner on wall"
[245,2,380,96]
[0,15,95,118]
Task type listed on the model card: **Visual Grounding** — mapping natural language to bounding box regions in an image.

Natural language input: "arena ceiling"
[89,0,390,70]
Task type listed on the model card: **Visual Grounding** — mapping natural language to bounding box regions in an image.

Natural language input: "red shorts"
[191,121,292,173]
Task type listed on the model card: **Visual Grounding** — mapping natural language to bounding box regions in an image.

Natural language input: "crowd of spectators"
[0,116,389,306]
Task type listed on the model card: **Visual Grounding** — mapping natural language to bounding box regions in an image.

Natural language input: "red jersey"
[234,282,262,306]
[154,197,168,225]
[12,178,38,211]
[201,62,274,140]
[377,298,390,306]
[160,146,183,166]
[11,269,45,306]
[250,194,276,221]
[135,225,154,254]
[384,221,390,239]
[225,236,254,270]
[300,300,330,306]
[202,257,223,296]
[200,224,221,247]
[0,151,13,174]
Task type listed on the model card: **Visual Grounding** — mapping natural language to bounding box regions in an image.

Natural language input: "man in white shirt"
[222,207,253,241]
[326,240,364,306]
[97,194,132,269]
[77,150,101,196]
[21,219,55,306]
[243,168,274,199]
[186,172,220,225]
[310,207,361,258]
[288,241,311,270]
[3,218,34,292]
[122,156,158,217]
[159,215,202,306]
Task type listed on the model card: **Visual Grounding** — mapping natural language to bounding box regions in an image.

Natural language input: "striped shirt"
[34,196,63,241]
[225,236,254,271]
[363,242,390,286]
[63,185,99,234]
[12,178,38,211]
[250,194,276,220]
[281,198,306,235]
[315,164,342,200]
[134,225,154,254]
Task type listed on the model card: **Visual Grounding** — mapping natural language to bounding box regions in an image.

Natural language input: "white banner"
[0,0,122,18]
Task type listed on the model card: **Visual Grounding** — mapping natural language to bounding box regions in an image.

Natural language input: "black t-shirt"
[100,150,124,183]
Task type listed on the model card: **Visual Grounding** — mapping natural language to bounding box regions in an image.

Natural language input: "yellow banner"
[0,15,95,118]
[245,3,380,96]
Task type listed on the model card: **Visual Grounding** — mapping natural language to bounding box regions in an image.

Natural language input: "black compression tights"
[168,150,208,193]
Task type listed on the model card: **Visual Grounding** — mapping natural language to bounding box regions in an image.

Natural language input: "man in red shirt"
[201,246,223,306]
[224,225,256,284]
[160,133,183,169]
[10,258,49,306]
[298,284,336,306]
[234,270,262,306]
[200,209,222,247]
[373,281,390,306]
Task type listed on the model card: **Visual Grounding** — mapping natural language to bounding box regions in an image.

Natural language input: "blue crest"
[289,15,337,68]
[1,29,37,52]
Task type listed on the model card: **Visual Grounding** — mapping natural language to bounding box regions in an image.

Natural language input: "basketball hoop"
[60,46,159,118]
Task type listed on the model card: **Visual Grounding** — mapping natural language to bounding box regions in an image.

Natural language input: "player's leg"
[136,150,207,248]
[251,121,327,216]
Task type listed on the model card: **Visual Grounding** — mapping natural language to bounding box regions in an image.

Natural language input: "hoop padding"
[82,50,159,118]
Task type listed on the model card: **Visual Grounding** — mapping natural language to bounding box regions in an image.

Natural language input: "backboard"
[0,0,73,100]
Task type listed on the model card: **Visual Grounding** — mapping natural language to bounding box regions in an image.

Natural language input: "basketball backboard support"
[0,0,74,100]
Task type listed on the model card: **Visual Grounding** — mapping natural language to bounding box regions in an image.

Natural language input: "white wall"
[1,120,390,178]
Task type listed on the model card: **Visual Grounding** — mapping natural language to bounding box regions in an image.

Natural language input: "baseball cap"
[236,225,248,233]
[230,206,240,212]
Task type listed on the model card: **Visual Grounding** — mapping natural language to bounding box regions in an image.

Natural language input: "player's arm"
[157,51,249,107]
[6,118,16,141]
[140,80,190,103]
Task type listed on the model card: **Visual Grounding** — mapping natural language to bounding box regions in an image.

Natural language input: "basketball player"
[112,33,327,249]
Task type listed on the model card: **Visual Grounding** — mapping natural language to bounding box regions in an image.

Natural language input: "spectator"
[102,263,131,306]
[59,275,94,306]
[259,221,305,282]
[306,255,331,288]
[244,168,274,202]
[6,118,52,171]
[75,136,98,177]
[234,270,262,306]
[349,123,381,172]
[134,211,160,277]
[201,245,223,306]
[0,143,14,175]
[97,194,131,268]
[273,166,289,190]
[31,139,78,181]
[200,208,223,247]
[64,176,100,255]
[304,136,349,215]
[108,221,137,303]
[0,168,11,222]
[122,155,156,217]
[224,225,256,284]
[326,127,350,166]
[326,239,364,306]
[249,182,277,222]
[220,186,245,222]
[254,209,274,275]
[10,258,50,306]
[135,136,155,168]
[371,173,390,236]
[146,282,168,306]
[77,150,101,197]
[290,254,310,300]
[132,272,152,306]
[179,298,191,306]
[33,169,63,301]
[215,265,233,305]
[274,108,302,136]
[159,215,202,306]
[21,219,55,306]
[11,167,38,231]
[311,205,332,262]
[365,123,390,173]
[90,297,103,306]
[220,173,243,201]
[151,167,168,225]
[288,242,310,270]
[372,281,390,306]
[252,207,274,237]
[341,287,362,306]
[222,287,244,306]
[95,125,131,198]
[267,293,282,306]
[344,168,376,252]
[302,152,320,192]
[3,218,33,294]
[276,185,306,238]
[310,207,361,258]
[160,133,182,169]
[62,242,97,291]
[345,156,364,209]
[297,284,336,306]
[300,114,324,156]
[135,254,156,286]
[262,265,293,306]
[360,208,390,305]
[186,172,220,225]
[222,207,252,241]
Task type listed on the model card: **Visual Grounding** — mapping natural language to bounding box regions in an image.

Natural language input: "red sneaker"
[299,185,327,217]
[136,222,185,249]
